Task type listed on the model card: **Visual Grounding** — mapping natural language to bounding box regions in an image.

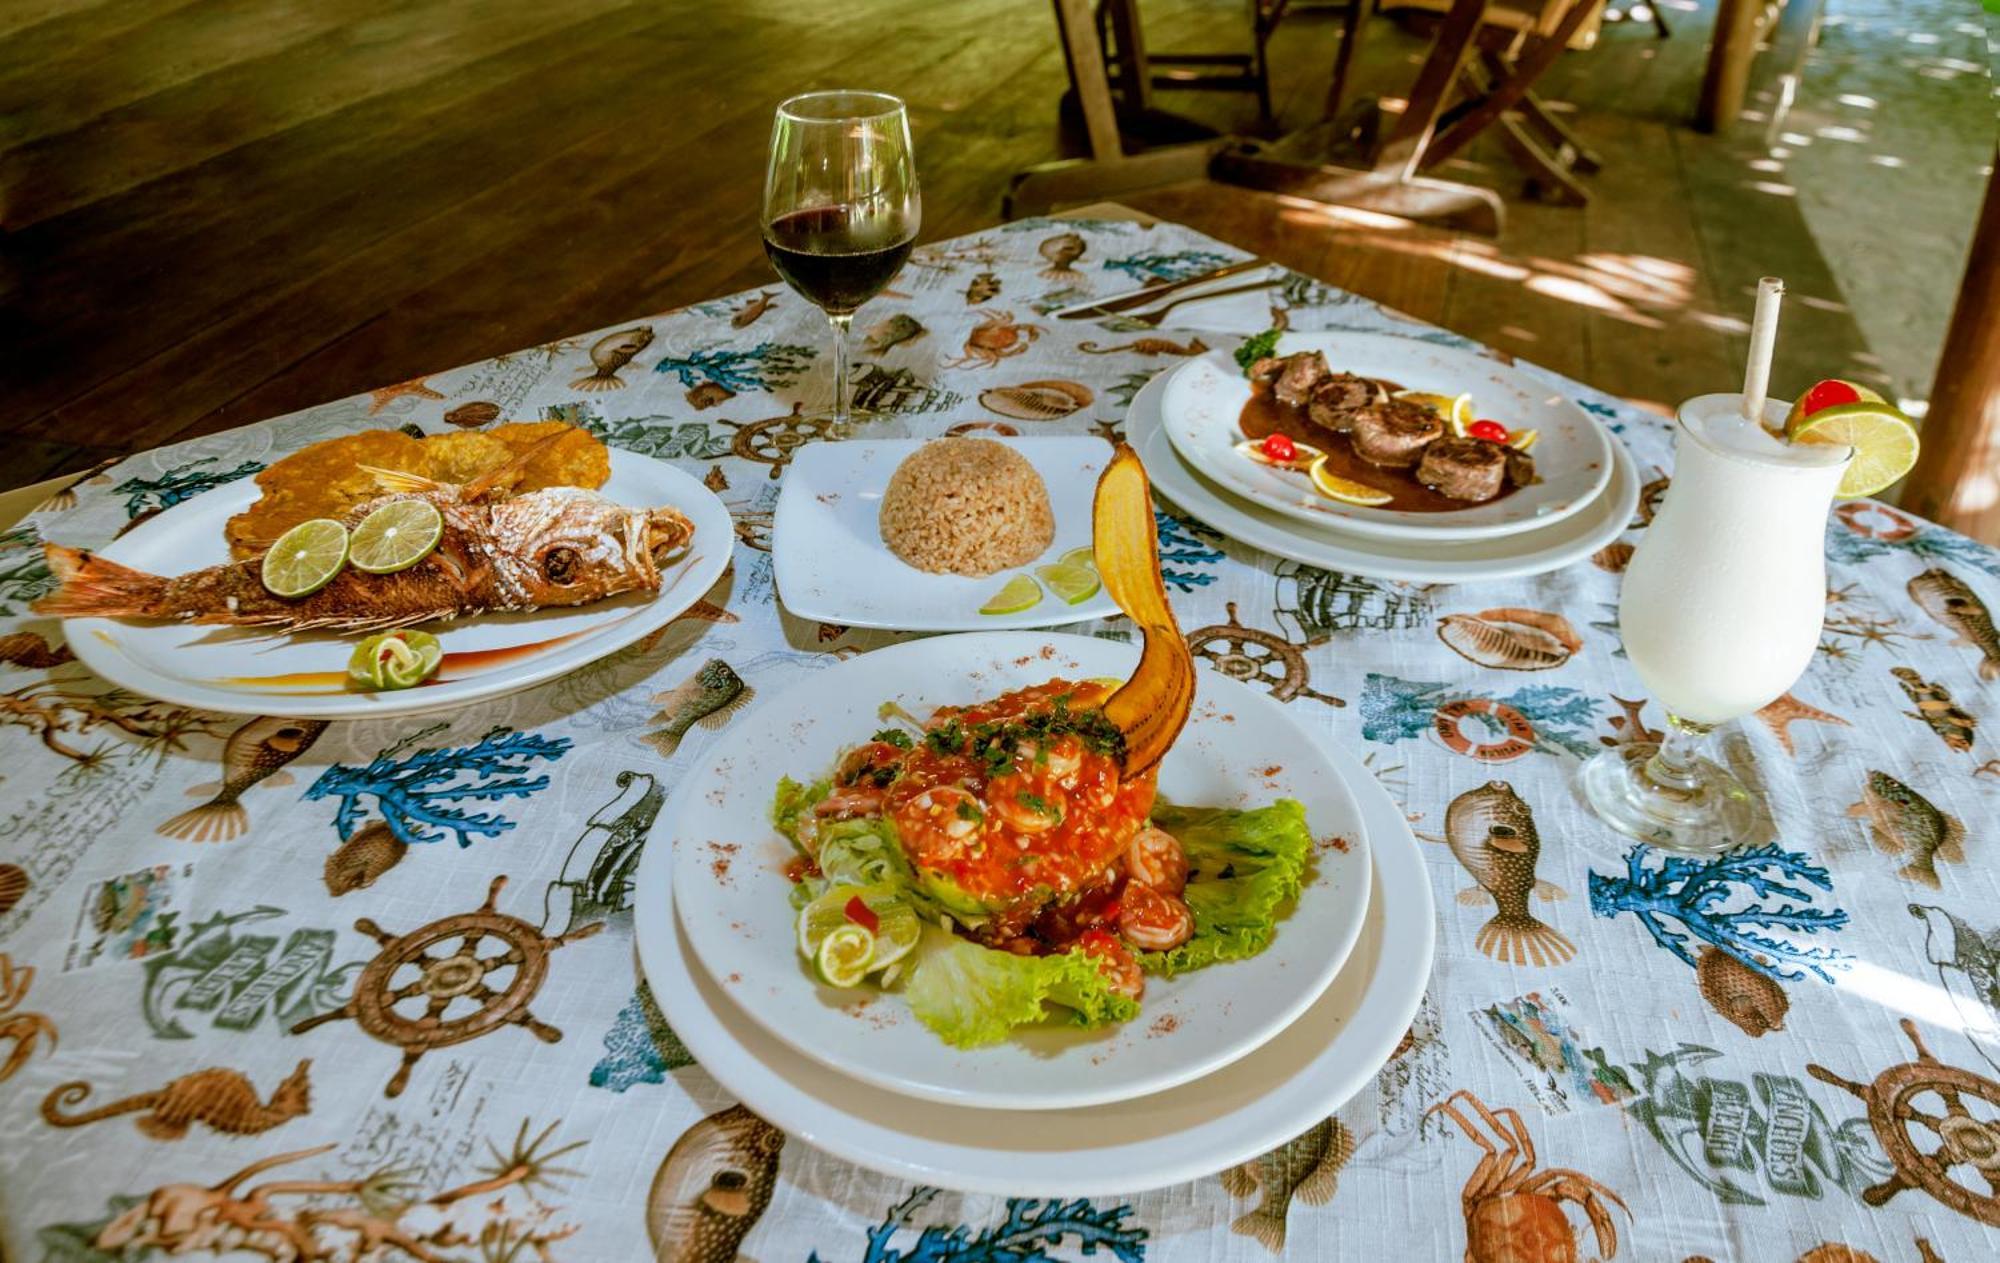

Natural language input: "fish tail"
[31,545,170,618]
[570,373,621,392]
[1475,914,1576,967]
[1900,856,1943,888]
[1230,1207,1287,1253]
[156,799,249,843]
[642,723,689,757]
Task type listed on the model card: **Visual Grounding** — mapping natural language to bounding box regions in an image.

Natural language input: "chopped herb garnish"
[917,697,1126,770]
[1015,791,1061,822]
[1234,327,1282,375]
[872,728,914,750]
[955,800,984,824]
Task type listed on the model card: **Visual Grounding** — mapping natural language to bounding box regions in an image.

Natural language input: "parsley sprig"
[921,693,1126,778]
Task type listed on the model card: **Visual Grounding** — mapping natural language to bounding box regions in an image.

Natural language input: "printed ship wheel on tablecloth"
[1808,1017,2000,1226]
[291,876,603,1098]
[727,403,830,478]
[1186,603,1345,707]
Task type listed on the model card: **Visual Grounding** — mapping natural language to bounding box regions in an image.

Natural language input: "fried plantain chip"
[224,423,611,558]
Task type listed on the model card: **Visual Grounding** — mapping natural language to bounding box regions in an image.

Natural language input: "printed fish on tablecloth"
[156,716,329,842]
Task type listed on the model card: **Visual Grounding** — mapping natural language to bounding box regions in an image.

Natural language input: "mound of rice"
[879,438,1055,576]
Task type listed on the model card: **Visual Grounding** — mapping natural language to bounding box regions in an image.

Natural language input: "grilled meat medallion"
[1348,400,1447,468]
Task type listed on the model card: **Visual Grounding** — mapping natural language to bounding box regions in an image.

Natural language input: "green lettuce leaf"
[904,929,1140,1049]
[771,776,830,848]
[1140,799,1313,976]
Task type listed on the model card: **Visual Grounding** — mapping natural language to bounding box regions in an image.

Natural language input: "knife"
[1055,257,1275,320]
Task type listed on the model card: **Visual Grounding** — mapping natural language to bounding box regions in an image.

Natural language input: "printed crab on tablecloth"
[2,214,1998,1262]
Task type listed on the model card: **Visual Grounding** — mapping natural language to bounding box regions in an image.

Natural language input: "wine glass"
[762,90,920,431]
[1577,391,1850,855]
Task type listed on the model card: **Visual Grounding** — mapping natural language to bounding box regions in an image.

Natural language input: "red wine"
[763,206,913,314]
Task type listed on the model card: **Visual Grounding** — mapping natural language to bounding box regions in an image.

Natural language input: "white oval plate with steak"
[1162,332,1616,542]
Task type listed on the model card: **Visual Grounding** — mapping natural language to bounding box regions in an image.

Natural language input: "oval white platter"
[666,631,1371,1110]
[1161,331,1614,541]
[59,449,734,718]
[635,708,1433,1195]
[1133,368,1640,584]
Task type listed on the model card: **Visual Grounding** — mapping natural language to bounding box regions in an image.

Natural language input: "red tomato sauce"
[883,679,1155,921]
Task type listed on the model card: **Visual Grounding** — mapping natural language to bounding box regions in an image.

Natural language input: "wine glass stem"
[1644,713,1714,797]
[828,312,853,429]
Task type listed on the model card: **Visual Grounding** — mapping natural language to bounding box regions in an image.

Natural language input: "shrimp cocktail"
[773,447,1317,1048]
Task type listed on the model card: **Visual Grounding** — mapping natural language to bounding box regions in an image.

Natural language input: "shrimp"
[987,775,1063,833]
[1078,930,1145,999]
[813,789,883,819]
[1119,883,1193,951]
[894,785,986,859]
[1016,735,1083,782]
[1126,825,1187,895]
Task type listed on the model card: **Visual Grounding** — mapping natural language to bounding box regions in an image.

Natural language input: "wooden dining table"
[2,205,1998,1261]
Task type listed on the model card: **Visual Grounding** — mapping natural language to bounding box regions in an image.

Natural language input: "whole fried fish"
[37,456,695,635]
[157,716,330,842]
[1444,782,1575,966]
[1909,568,2000,681]
[1849,770,1966,887]
[572,327,655,392]
[647,1103,784,1263]
[1219,1116,1353,1252]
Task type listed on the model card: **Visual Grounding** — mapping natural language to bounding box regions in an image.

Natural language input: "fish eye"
[712,1170,748,1191]
[1490,825,1517,838]
[542,546,581,583]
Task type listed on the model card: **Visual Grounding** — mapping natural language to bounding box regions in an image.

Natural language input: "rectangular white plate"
[771,437,1122,631]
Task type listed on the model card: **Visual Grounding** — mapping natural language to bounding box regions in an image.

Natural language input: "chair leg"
[1322,0,1368,121]
[1494,113,1589,205]
[1483,51,1601,174]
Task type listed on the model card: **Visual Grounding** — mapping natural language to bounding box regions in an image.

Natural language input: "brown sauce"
[1239,382,1520,513]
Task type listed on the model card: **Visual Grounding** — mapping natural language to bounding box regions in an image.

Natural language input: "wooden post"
[1901,159,2000,545]
[1696,0,1764,132]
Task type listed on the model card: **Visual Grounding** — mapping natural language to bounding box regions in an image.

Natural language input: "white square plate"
[771,437,1122,630]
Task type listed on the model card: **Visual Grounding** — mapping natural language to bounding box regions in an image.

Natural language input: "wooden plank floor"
[0,0,1883,488]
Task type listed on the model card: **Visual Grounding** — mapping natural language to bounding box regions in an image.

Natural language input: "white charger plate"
[771,438,1121,631]
[61,450,733,718]
[1161,332,1614,541]
[1134,369,1640,584]
[635,710,1433,1195]
[667,632,1370,1110]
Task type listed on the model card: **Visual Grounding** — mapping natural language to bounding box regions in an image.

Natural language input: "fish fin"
[185,781,222,798]
[1900,859,1943,889]
[1296,1159,1342,1207]
[462,427,581,501]
[696,688,753,730]
[1940,816,1967,863]
[648,679,699,709]
[260,770,295,789]
[1870,824,1907,855]
[1230,1208,1287,1254]
[1475,915,1576,967]
[1456,886,1491,906]
[1533,879,1567,903]
[1486,833,1531,855]
[30,545,170,618]
[1217,1164,1259,1197]
[1983,657,2000,683]
[642,728,683,757]
[156,801,248,844]
[1845,799,1870,818]
[357,464,445,495]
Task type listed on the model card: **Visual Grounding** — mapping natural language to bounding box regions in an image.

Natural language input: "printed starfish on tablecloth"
[366,375,445,414]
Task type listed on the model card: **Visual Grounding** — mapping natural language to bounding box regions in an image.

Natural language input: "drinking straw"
[1741,276,1784,425]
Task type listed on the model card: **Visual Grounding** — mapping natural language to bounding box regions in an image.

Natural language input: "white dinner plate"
[1133,369,1640,584]
[635,715,1433,1195]
[666,632,1371,1110]
[61,450,734,718]
[1161,332,1614,541]
[771,437,1121,631]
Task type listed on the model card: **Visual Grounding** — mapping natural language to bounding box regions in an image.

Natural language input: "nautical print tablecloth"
[2,215,1998,1263]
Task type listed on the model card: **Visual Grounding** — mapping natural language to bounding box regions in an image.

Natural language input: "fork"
[1116,278,1283,329]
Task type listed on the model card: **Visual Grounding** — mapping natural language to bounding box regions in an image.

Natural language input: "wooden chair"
[1012,0,1513,233]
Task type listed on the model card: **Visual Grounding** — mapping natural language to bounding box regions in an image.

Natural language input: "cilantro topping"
[1234,327,1282,375]
[873,728,914,749]
[919,697,1126,776]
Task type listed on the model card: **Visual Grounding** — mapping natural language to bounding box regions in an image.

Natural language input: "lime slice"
[349,500,444,574]
[1035,562,1101,606]
[1308,456,1394,506]
[1786,401,1919,498]
[348,630,444,691]
[261,519,349,598]
[980,573,1043,615]
[797,885,921,971]
[816,924,875,987]
[1057,546,1097,571]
